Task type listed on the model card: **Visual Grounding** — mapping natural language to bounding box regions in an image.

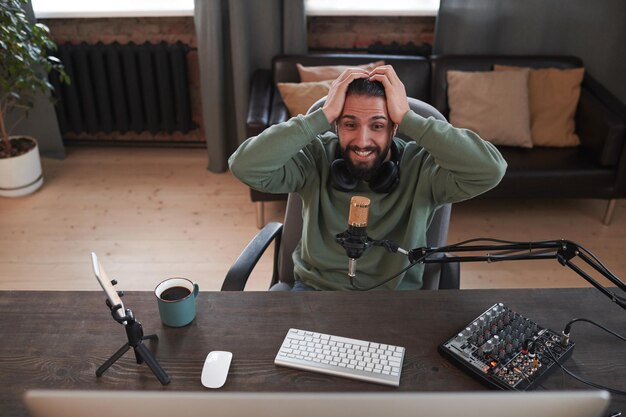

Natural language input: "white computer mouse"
[201,351,232,389]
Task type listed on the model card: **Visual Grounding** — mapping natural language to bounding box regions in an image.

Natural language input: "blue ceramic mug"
[155,277,199,327]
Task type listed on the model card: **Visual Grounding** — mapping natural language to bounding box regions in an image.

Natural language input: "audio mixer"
[439,303,575,390]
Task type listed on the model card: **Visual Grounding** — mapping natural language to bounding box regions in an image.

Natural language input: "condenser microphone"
[335,196,373,278]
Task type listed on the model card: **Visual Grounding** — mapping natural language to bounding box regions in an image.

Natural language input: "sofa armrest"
[269,86,289,126]
[577,88,626,167]
[246,69,273,137]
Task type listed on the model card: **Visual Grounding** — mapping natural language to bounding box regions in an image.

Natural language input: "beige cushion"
[494,65,584,147]
[277,80,334,117]
[447,69,533,148]
[297,60,385,82]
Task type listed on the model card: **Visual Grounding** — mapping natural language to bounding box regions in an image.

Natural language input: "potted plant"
[0,0,68,197]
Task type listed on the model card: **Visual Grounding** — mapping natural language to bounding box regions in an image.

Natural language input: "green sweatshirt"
[229,109,507,290]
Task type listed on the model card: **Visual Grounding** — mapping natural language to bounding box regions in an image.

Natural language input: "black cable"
[564,318,626,343]
[574,240,618,278]
[544,347,626,396]
[350,260,416,291]
[444,237,560,248]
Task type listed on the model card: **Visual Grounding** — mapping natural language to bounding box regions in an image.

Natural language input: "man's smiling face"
[337,94,395,181]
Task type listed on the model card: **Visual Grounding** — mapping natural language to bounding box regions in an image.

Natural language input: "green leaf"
[0,0,69,137]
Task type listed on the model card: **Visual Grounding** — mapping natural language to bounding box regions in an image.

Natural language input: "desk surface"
[1,289,624,417]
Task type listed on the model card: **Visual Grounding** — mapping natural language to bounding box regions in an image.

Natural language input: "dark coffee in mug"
[160,286,191,301]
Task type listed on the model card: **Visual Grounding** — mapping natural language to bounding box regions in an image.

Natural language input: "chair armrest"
[421,253,460,290]
[439,260,460,290]
[221,222,283,291]
[576,88,626,167]
[246,69,273,137]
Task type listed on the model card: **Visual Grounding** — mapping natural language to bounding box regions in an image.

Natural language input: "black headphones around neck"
[330,141,400,193]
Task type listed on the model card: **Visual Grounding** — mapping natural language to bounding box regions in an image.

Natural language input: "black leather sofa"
[430,56,626,215]
[244,54,626,226]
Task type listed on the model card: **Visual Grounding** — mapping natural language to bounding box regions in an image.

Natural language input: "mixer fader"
[439,303,575,390]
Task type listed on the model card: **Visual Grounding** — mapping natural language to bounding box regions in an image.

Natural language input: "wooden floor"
[1,146,624,292]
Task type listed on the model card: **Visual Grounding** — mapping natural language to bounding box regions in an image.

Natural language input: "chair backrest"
[273,97,453,290]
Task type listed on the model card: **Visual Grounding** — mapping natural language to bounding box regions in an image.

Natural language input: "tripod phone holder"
[96,300,170,385]
[91,252,170,385]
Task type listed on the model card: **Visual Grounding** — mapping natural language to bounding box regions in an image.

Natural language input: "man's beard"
[340,143,391,182]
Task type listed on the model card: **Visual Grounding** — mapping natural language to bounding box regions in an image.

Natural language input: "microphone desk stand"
[368,238,626,311]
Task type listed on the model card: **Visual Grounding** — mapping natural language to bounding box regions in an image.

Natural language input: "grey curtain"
[194,0,307,173]
[434,0,626,106]
[6,0,65,159]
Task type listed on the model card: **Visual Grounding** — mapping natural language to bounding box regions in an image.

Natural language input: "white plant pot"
[0,136,44,197]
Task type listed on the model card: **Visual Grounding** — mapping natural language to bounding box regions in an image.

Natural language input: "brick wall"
[43,15,435,145]
[308,16,435,52]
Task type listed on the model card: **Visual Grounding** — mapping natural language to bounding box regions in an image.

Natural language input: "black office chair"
[222,97,460,291]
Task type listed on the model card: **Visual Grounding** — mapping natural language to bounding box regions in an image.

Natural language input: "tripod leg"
[134,342,171,385]
[134,334,158,363]
[97,343,131,377]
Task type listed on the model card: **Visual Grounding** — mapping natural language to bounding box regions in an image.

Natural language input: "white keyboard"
[274,328,405,386]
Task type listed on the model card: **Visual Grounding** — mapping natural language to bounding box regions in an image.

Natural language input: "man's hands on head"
[368,65,410,125]
[322,68,369,124]
[322,65,410,125]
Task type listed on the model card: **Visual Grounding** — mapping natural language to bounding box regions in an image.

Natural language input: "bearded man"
[229,66,506,291]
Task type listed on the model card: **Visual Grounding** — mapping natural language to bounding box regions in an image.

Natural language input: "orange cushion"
[494,65,584,147]
[277,80,333,117]
[447,69,533,148]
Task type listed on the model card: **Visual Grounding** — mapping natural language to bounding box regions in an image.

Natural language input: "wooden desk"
[1,289,624,417]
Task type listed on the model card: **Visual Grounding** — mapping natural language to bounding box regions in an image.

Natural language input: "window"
[305,0,440,16]
[31,0,193,19]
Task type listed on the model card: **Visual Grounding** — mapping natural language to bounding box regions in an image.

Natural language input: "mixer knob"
[463,327,472,337]
[455,332,465,342]
[497,319,504,330]
[477,334,485,345]
[498,349,506,360]
[471,322,479,332]
[483,340,495,353]
[512,339,520,348]
[479,317,487,327]
[505,343,513,353]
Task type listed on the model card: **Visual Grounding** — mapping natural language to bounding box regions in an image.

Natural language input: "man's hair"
[346,78,386,98]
